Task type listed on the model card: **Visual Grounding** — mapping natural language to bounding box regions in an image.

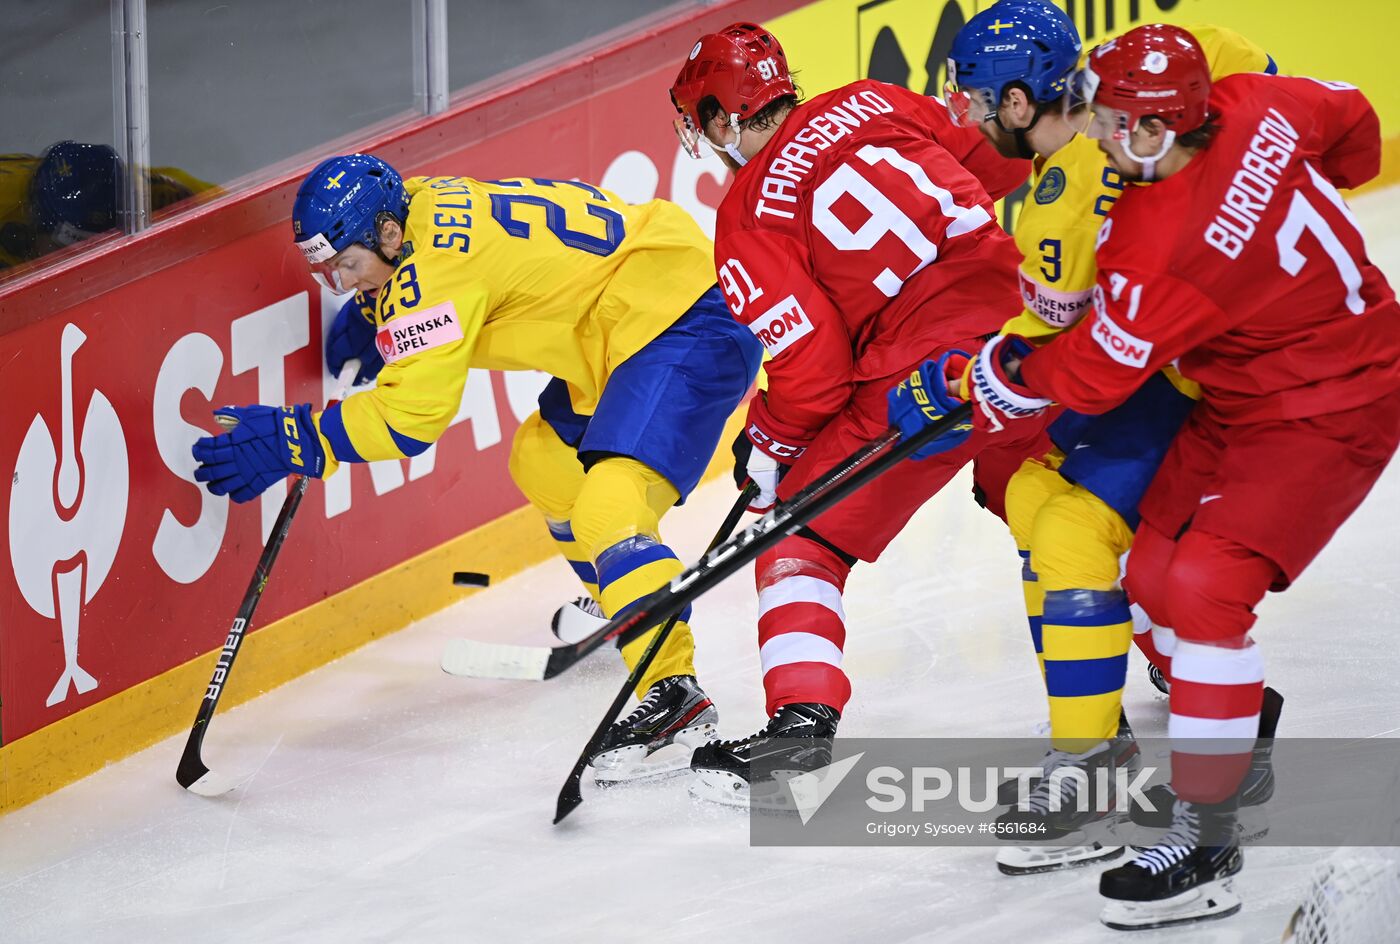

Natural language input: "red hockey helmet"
[1072,24,1211,139]
[670,22,795,158]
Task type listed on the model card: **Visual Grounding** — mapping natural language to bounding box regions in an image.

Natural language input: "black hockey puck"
[452,571,491,588]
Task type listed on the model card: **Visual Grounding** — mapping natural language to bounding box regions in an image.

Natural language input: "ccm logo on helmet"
[1091,310,1153,368]
[748,294,813,355]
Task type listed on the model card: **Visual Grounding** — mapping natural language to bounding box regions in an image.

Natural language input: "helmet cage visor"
[296,230,350,293]
[1063,66,1097,133]
[674,113,705,160]
[942,79,1000,129]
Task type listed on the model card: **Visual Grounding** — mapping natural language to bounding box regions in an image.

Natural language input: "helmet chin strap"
[1117,126,1177,182]
[991,99,1053,160]
[706,113,749,167]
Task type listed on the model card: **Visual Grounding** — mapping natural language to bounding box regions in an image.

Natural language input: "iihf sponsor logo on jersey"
[1019,271,1091,327]
[10,323,129,707]
[748,294,814,355]
[376,301,465,363]
[1090,286,1153,368]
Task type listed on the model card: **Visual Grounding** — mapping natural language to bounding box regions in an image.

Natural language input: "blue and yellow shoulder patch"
[1034,167,1067,205]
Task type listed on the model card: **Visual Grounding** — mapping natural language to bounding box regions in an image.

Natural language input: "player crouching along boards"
[912,24,1400,931]
[943,1,1284,878]
[190,156,763,783]
[669,23,1054,806]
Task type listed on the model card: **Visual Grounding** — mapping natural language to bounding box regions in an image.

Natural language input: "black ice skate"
[1100,798,1243,931]
[551,595,609,646]
[994,740,1130,875]
[588,675,717,783]
[1131,686,1283,841]
[996,711,1141,806]
[688,703,840,809]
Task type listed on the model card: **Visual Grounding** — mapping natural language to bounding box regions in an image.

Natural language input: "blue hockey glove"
[887,349,976,460]
[326,292,383,386]
[192,403,326,503]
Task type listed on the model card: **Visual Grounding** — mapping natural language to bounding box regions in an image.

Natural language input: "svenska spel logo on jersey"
[376,301,465,364]
[749,294,813,356]
[376,329,395,362]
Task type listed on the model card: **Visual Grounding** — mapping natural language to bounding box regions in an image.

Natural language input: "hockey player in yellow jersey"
[0,141,211,270]
[191,155,763,783]
[936,2,1280,873]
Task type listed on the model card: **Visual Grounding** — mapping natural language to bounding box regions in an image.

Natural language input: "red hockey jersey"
[1021,73,1400,424]
[714,79,1030,456]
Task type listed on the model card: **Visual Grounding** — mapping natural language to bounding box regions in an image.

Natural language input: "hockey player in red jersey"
[945,25,1400,930]
[667,22,1049,804]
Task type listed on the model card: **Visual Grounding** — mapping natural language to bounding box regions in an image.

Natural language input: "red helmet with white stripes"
[670,22,795,158]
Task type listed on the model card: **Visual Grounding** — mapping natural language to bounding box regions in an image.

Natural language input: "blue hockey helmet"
[945,0,1081,128]
[31,141,123,243]
[292,153,408,290]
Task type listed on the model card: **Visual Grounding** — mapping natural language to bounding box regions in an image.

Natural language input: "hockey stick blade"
[441,639,552,681]
[182,767,251,797]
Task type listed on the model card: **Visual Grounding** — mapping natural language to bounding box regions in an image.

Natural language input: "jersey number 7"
[1276,164,1367,315]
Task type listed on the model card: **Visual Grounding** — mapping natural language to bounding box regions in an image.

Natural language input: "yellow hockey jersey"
[0,153,212,269]
[316,175,716,471]
[1002,25,1274,350]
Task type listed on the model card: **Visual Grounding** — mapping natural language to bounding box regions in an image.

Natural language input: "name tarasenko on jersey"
[754,89,896,221]
[1204,108,1300,260]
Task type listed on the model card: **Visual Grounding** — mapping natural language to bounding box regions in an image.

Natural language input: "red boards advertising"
[0,0,802,747]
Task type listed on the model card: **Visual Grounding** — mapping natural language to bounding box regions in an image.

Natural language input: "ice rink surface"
[4,187,1400,944]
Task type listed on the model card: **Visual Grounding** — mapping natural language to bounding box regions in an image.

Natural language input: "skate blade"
[592,743,697,784]
[591,723,715,784]
[996,841,1124,876]
[1100,880,1241,931]
[688,768,807,812]
[689,769,751,808]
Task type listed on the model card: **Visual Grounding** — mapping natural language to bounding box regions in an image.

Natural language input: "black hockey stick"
[554,484,756,824]
[442,402,975,685]
[177,360,359,796]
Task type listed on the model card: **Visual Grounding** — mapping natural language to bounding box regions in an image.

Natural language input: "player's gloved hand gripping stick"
[440,402,975,685]
[176,359,360,796]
